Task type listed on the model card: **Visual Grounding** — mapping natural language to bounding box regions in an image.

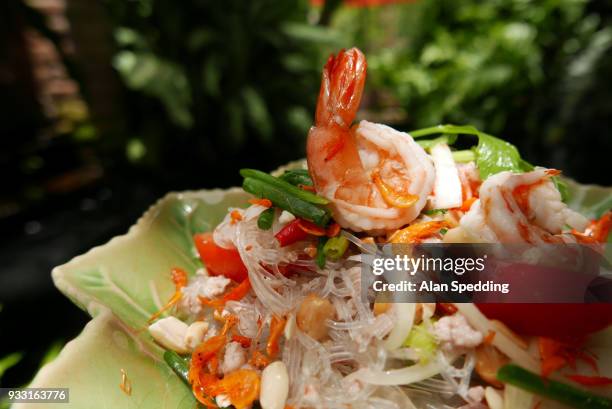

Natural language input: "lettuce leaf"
[409,124,571,200]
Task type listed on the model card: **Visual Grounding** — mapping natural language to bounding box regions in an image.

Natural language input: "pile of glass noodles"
[148,47,612,409]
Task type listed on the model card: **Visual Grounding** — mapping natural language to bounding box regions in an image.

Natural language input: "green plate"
[15,174,612,408]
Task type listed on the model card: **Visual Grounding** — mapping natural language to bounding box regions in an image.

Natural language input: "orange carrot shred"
[232,334,252,348]
[298,184,316,192]
[230,210,243,224]
[266,316,286,358]
[148,267,189,323]
[567,374,612,386]
[483,330,496,345]
[248,198,272,207]
[297,219,327,236]
[460,197,477,212]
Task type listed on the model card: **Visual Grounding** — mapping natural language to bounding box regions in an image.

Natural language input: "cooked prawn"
[459,168,588,243]
[306,48,435,234]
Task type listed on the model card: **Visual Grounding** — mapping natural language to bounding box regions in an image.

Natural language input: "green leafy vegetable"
[474,133,532,179]
[497,364,612,409]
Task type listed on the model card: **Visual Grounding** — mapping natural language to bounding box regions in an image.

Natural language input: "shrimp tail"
[315,48,367,128]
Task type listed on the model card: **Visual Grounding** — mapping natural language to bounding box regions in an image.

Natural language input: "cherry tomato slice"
[193,233,248,282]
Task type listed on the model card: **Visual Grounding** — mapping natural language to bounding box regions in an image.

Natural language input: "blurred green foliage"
[105,0,345,178]
[101,0,611,184]
[332,0,611,182]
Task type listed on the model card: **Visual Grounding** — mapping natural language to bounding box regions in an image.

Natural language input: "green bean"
[257,207,275,230]
[316,237,327,269]
[163,350,190,386]
[497,365,612,409]
[279,169,314,187]
[240,169,328,205]
[242,177,331,226]
[323,235,349,260]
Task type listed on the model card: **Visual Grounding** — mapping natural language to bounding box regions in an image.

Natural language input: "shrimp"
[459,168,588,243]
[306,48,435,234]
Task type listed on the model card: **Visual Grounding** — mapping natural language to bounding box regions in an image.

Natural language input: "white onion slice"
[384,302,416,350]
[431,143,462,209]
[452,303,539,372]
[348,359,442,385]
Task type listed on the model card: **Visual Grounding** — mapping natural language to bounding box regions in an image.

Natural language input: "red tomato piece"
[476,304,612,341]
[193,233,248,282]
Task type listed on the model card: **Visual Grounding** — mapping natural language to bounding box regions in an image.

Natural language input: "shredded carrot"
[566,374,612,386]
[223,278,251,302]
[586,211,612,243]
[459,197,477,212]
[148,267,188,323]
[299,184,316,192]
[249,350,271,369]
[232,334,252,348]
[199,278,252,311]
[326,222,341,237]
[297,219,327,236]
[483,330,496,345]
[230,210,243,224]
[388,221,449,244]
[266,315,287,358]
[372,170,419,209]
[248,198,272,207]
[533,401,542,409]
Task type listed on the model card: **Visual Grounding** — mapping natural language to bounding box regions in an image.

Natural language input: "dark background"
[1,0,611,388]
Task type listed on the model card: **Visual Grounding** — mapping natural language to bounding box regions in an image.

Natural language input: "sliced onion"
[349,360,442,386]
[431,143,462,209]
[452,303,539,372]
[384,302,416,350]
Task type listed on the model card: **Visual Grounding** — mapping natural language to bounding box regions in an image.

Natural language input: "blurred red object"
[311,0,417,6]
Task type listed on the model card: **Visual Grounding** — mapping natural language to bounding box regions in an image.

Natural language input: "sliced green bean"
[497,364,612,409]
[240,169,328,205]
[242,177,331,226]
[316,237,327,269]
[257,207,275,230]
[279,169,314,187]
[323,235,349,260]
[163,350,190,386]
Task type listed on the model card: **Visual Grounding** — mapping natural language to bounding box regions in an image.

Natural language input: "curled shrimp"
[459,168,588,243]
[307,48,435,234]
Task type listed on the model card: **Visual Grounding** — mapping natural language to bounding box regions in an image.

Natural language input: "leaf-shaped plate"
[16,176,612,408]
